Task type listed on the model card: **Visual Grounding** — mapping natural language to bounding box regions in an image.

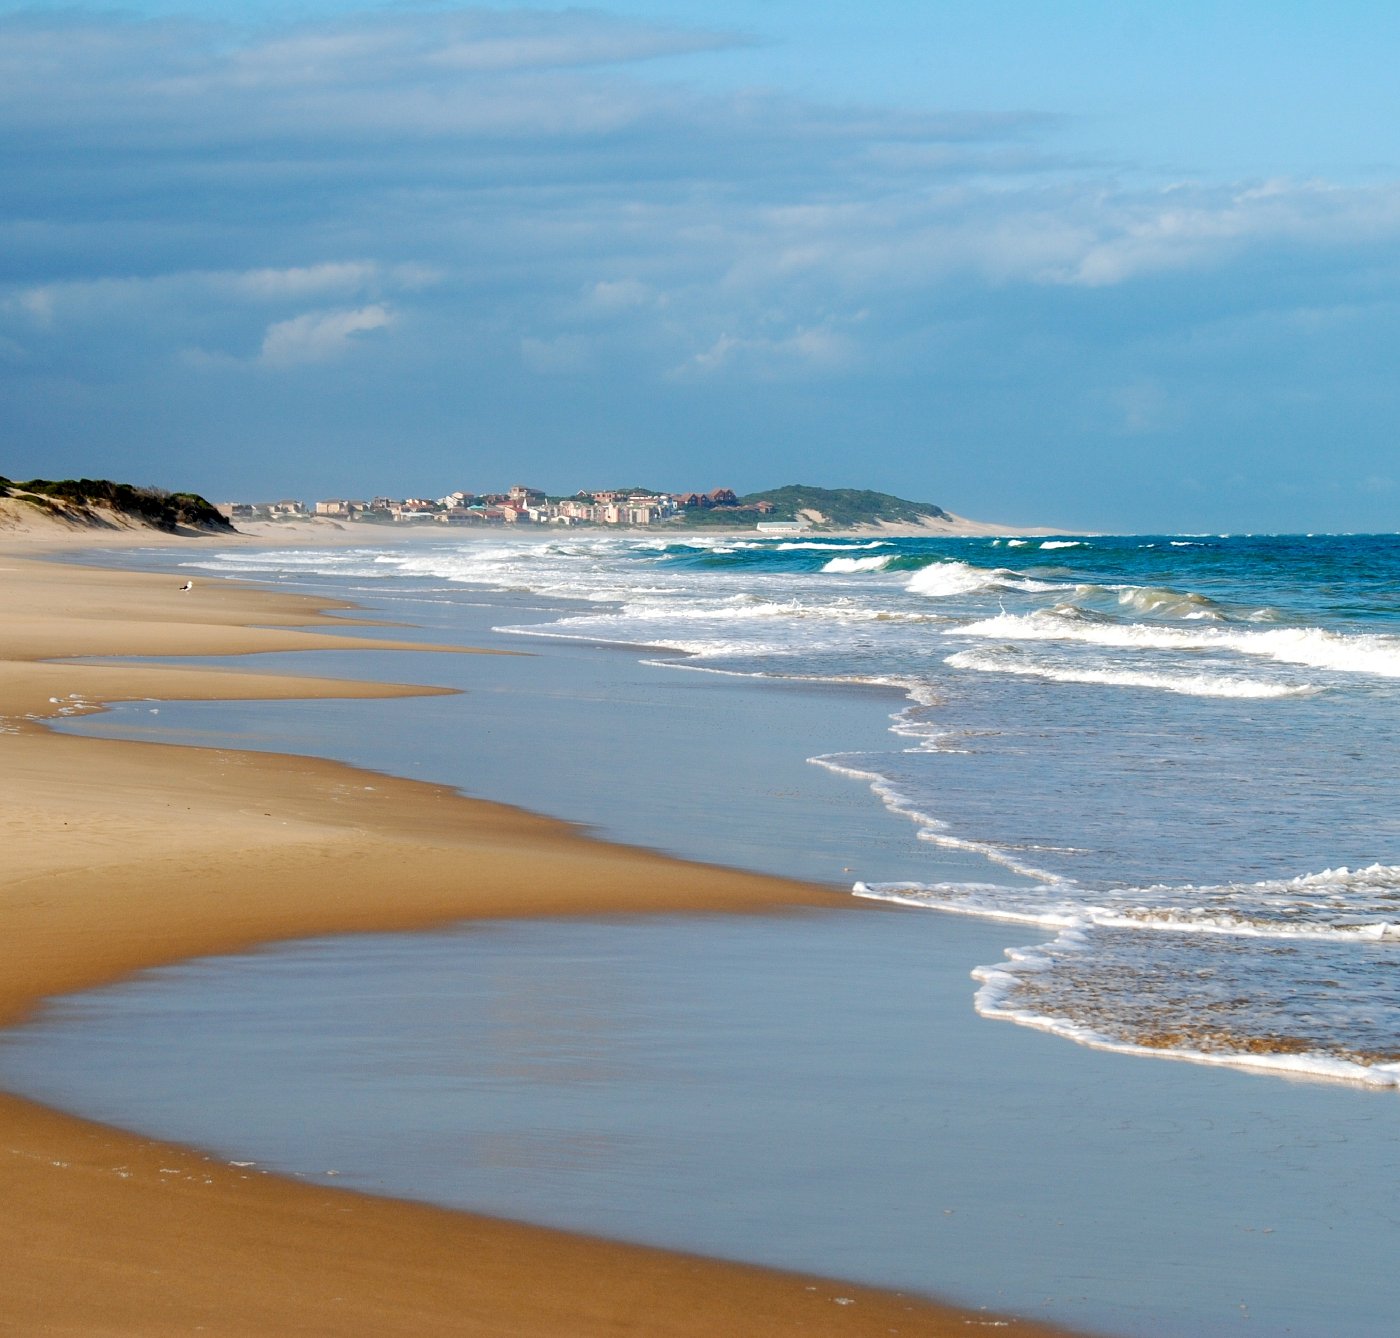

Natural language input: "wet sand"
[0,537,1076,1336]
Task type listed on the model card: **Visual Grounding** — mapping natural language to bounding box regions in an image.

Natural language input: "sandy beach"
[0,525,1076,1336]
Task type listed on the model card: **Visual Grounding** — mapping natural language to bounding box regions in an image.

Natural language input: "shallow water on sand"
[53,582,1001,891]
[3,908,1399,1338]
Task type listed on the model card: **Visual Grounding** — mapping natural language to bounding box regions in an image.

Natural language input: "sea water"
[8,529,1400,1336]
[155,529,1400,1086]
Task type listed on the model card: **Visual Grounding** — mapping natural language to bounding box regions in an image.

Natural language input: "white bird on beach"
[178,580,193,592]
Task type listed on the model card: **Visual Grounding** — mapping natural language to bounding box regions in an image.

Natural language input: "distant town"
[2,475,955,535]
[221,485,806,531]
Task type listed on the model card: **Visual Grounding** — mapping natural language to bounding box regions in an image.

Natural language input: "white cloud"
[0,265,438,372]
[233,263,379,301]
[1026,180,1400,288]
[259,304,393,367]
[231,11,743,84]
[3,262,408,323]
[13,287,56,328]
[0,10,744,146]
[520,333,593,374]
[676,321,855,379]
[586,279,664,312]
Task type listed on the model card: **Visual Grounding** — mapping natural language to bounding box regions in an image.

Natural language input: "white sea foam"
[501,622,803,663]
[944,648,1317,698]
[956,610,1400,678]
[821,554,893,573]
[852,880,1083,926]
[817,762,1067,883]
[1039,539,1084,550]
[904,561,1006,597]
[855,864,1400,942]
[775,540,890,551]
[609,594,870,622]
[857,864,1400,1085]
[904,561,991,597]
[184,548,388,576]
[904,562,1067,599]
[968,932,1400,1088]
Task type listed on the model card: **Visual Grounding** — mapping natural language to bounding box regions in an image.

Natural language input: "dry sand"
[0,528,1077,1336]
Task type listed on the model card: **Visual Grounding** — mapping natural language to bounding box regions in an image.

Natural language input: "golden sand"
[0,536,1077,1336]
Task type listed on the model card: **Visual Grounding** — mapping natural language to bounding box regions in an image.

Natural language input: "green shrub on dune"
[2,476,232,532]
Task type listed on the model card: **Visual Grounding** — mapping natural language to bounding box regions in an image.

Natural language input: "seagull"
[178,580,194,592]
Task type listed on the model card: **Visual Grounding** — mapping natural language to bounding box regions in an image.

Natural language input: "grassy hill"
[0,476,232,533]
[679,484,949,529]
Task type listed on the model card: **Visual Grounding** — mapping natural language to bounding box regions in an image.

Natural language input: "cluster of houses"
[223,486,775,529]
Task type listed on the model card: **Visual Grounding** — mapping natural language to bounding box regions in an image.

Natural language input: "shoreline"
[0,537,1079,1336]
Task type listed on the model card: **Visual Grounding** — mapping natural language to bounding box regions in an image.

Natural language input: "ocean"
[8,527,1400,1336]
[171,529,1400,1086]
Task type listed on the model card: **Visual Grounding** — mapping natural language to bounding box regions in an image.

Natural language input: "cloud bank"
[3,6,1400,529]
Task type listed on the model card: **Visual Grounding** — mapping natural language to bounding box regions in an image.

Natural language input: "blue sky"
[3,2,1399,531]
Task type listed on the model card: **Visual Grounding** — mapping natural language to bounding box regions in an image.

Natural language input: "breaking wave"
[958,611,1400,679]
[944,648,1318,698]
[822,554,894,573]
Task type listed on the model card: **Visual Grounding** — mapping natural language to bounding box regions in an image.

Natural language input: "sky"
[3,2,1400,532]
